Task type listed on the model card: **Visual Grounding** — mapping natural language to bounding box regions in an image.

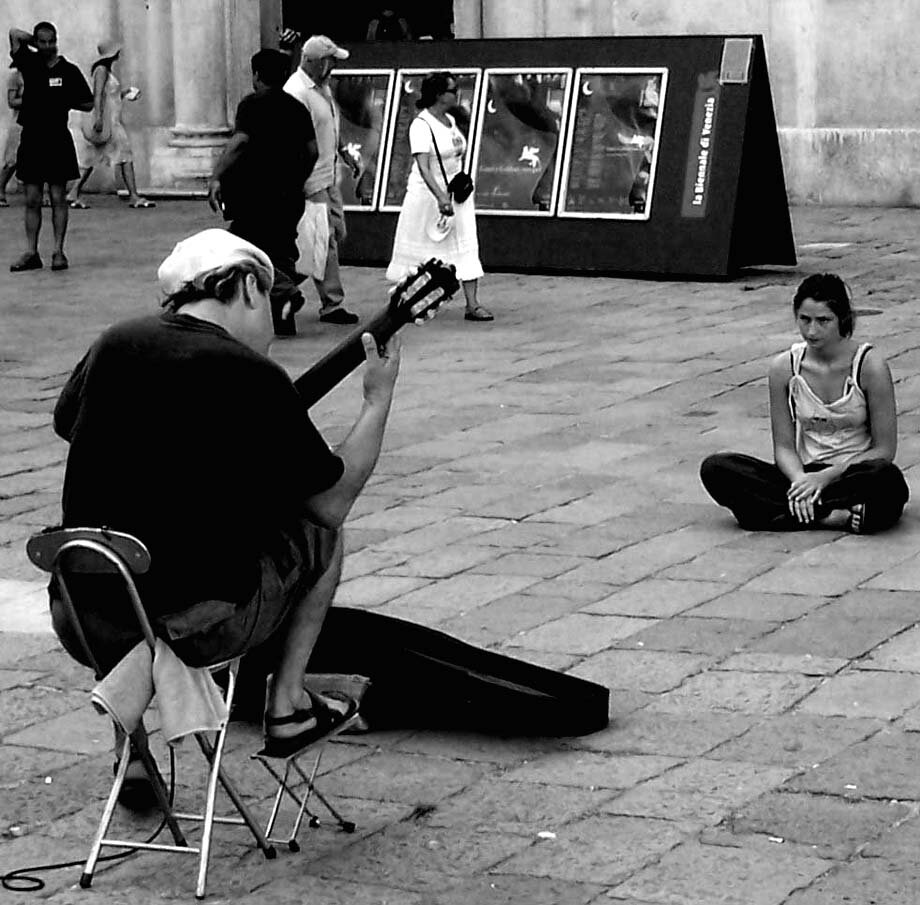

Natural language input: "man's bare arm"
[7,75,23,110]
[304,334,400,528]
[9,28,33,55]
[208,132,249,212]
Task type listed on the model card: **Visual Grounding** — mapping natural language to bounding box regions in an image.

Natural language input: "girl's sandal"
[849,503,866,534]
[464,306,494,322]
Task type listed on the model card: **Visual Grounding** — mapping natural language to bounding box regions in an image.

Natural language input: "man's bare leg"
[265,532,344,736]
[23,182,42,253]
[48,182,69,256]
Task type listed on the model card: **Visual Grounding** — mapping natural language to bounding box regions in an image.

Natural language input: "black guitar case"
[235,607,609,737]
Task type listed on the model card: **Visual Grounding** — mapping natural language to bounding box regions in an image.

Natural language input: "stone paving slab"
[610,839,830,905]
[2,201,920,902]
[718,790,910,860]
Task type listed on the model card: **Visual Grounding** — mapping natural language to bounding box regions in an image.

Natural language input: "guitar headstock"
[388,259,460,326]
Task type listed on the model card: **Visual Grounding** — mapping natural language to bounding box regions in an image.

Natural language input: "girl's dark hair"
[416,71,453,109]
[793,273,855,337]
[161,262,271,312]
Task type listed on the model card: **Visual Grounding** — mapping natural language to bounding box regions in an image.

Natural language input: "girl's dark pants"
[700,453,909,533]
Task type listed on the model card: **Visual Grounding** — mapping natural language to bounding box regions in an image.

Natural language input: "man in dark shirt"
[52,228,403,757]
[209,49,318,337]
[8,22,93,273]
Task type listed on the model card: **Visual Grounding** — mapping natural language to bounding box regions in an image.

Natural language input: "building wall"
[2,0,916,204]
[0,0,262,194]
[455,0,920,205]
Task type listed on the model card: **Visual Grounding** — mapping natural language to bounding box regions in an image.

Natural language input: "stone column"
[170,0,231,141]
[453,0,483,38]
[142,0,174,126]
[149,0,232,188]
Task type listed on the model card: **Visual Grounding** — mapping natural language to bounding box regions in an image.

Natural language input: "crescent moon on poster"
[582,81,593,97]
[487,99,497,114]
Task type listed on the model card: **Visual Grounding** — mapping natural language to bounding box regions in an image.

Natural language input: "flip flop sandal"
[129,199,156,208]
[68,200,90,209]
[849,503,866,534]
[464,306,494,322]
[258,693,359,759]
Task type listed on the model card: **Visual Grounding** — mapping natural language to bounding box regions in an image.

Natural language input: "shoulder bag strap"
[424,120,450,189]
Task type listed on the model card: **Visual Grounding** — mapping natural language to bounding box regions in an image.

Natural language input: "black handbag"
[426,121,474,203]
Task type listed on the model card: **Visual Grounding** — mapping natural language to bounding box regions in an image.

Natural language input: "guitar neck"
[293,307,399,408]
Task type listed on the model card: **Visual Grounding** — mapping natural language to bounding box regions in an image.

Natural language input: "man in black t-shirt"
[51,228,406,760]
[209,49,318,337]
[8,22,93,273]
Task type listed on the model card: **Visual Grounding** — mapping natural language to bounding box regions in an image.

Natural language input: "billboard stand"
[727,39,796,272]
[338,35,796,278]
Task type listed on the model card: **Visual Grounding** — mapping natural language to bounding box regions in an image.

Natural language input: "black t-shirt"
[221,87,316,219]
[54,313,344,616]
[13,47,92,131]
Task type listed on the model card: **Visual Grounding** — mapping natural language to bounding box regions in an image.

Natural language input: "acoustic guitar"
[294,259,460,407]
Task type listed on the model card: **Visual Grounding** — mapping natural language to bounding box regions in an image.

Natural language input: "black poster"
[330,70,394,210]
[470,69,571,215]
[559,68,667,218]
[380,68,481,210]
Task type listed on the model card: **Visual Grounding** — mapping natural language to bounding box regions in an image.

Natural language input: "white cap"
[301,35,349,61]
[157,229,273,296]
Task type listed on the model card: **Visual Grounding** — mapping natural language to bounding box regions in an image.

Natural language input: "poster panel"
[380,68,482,211]
[330,70,395,210]
[470,68,572,216]
[558,68,668,219]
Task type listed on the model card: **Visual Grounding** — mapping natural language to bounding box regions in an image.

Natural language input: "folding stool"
[26,527,277,899]
[251,674,367,850]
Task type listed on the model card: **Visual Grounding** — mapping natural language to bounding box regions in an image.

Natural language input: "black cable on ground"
[1,748,177,893]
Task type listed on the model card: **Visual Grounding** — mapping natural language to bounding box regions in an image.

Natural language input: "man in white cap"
[49,228,402,767]
[284,35,361,325]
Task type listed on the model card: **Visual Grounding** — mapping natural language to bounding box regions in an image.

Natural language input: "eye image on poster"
[380,69,482,211]
[470,68,572,216]
[330,70,395,210]
[559,68,667,219]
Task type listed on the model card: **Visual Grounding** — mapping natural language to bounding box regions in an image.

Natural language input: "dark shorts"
[50,520,341,674]
[16,127,80,186]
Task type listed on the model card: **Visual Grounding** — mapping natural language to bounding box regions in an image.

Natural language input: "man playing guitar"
[48,229,457,799]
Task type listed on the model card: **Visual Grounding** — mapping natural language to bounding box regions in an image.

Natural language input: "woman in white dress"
[67,40,154,210]
[386,71,493,321]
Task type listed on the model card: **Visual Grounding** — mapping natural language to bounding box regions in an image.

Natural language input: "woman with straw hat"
[67,38,154,209]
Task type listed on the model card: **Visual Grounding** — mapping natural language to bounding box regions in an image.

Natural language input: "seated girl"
[700,273,909,533]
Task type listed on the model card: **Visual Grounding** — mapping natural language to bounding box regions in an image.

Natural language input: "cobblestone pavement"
[2,198,920,904]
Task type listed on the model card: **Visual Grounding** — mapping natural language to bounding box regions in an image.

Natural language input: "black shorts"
[50,520,341,673]
[16,127,80,186]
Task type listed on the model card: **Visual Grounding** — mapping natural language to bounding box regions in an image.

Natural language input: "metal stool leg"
[290,752,355,832]
[80,734,132,888]
[195,734,275,856]
[131,726,187,846]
